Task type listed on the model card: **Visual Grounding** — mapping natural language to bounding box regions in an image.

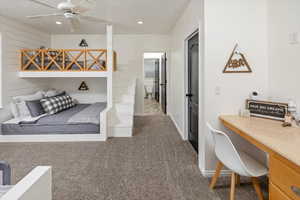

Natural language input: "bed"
[1,103,107,135]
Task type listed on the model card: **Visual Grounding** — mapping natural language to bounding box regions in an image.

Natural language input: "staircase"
[108,65,137,137]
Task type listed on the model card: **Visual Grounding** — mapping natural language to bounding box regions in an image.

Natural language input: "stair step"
[113,103,134,116]
[109,113,133,127]
[108,127,133,137]
[113,95,135,103]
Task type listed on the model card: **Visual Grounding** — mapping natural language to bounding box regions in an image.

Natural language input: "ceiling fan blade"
[27,13,64,19]
[80,16,113,24]
[28,0,57,9]
[72,0,95,13]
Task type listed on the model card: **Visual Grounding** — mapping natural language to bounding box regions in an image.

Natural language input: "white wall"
[169,0,269,173]
[268,0,300,110]
[0,16,50,120]
[203,0,269,172]
[51,34,170,114]
[169,0,202,139]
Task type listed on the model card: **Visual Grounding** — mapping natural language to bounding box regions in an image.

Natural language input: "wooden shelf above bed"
[20,49,117,72]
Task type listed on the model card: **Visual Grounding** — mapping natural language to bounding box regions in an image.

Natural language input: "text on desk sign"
[246,100,288,121]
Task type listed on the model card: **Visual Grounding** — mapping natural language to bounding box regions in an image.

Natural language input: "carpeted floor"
[0,115,265,200]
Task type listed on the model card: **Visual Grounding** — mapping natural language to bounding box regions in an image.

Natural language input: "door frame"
[184,30,199,141]
[184,32,201,154]
[184,29,206,171]
[142,52,167,115]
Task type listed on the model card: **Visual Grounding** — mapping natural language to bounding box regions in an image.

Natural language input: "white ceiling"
[0,0,190,34]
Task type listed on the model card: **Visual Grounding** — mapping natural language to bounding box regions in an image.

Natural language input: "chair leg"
[230,172,236,200]
[209,161,224,189]
[251,177,264,200]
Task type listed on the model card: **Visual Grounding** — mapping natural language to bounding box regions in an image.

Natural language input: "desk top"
[219,115,300,167]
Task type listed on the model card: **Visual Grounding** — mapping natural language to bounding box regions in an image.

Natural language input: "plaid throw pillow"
[40,95,75,114]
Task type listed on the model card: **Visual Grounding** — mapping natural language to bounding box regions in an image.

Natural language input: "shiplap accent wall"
[0,16,51,119]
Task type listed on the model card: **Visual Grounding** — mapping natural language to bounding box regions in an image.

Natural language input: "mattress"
[1,103,107,135]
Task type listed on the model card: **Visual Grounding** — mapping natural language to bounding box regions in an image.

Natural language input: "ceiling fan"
[27,0,113,32]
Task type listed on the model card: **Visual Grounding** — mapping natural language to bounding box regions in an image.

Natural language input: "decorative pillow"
[10,102,19,118]
[12,91,44,118]
[15,101,31,117]
[13,91,44,103]
[40,95,75,115]
[44,89,64,98]
[25,100,46,117]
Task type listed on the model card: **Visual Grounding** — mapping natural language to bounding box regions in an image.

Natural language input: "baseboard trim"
[201,169,232,177]
[134,113,146,116]
[168,113,185,140]
[0,134,106,143]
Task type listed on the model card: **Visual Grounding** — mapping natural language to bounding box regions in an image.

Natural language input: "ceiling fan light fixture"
[56,21,62,25]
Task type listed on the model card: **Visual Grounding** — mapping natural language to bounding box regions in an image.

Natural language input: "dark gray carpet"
[0,115,264,200]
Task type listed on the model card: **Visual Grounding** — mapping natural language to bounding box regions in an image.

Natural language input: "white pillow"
[10,102,19,118]
[12,91,44,118]
[44,89,62,98]
[13,91,44,102]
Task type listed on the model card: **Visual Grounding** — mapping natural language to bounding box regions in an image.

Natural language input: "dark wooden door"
[187,33,199,152]
[161,53,167,114]
[154,59,160,102]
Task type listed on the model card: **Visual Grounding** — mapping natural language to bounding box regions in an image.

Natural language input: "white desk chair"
[207,123,268,200]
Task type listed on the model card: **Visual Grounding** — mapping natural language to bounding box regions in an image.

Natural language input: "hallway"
[0,116,262,200]
[144,99,163,115]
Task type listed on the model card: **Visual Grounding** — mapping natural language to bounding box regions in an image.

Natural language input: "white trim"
[18,71,109,78]
[1,166,52,200]
[169,113,185,140]
[0,134,106,143]
[201,169,232,178]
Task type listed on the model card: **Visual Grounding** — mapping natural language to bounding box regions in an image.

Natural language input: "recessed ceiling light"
[56,21,62,25]
[137,21,144,25]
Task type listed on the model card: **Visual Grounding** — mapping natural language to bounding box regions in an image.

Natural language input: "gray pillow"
[25,100,46,117]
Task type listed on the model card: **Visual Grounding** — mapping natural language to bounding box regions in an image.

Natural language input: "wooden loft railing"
[20,49,117,72]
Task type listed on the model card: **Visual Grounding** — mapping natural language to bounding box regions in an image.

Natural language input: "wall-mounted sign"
[79,39,88,48]
[246,99,288,121]
[223,44,252,73]
[78,81,89,91]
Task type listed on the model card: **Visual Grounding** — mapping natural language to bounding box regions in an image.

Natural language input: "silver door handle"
[291,186,300,196]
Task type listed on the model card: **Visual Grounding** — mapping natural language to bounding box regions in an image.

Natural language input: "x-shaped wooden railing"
[20,49,116,72]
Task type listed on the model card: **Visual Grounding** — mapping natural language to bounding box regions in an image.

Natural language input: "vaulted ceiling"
[0,0,190,34]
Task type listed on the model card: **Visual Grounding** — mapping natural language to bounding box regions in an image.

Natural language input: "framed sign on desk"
[246,99,288,121]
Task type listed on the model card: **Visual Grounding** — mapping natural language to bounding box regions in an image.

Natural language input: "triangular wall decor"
[78,81,89,91]
[79,39,88,47]
[223,44,252,73]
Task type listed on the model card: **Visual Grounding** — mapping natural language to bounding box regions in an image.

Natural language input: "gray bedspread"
[1,103,107,135]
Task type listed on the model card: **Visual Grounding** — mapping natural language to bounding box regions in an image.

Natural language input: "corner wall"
[169,0,269,174]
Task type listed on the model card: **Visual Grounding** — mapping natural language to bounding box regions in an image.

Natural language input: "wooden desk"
[219,115,300,200]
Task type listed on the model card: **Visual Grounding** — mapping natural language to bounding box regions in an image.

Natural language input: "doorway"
[186,32,199,153]
[143,52,167,115]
